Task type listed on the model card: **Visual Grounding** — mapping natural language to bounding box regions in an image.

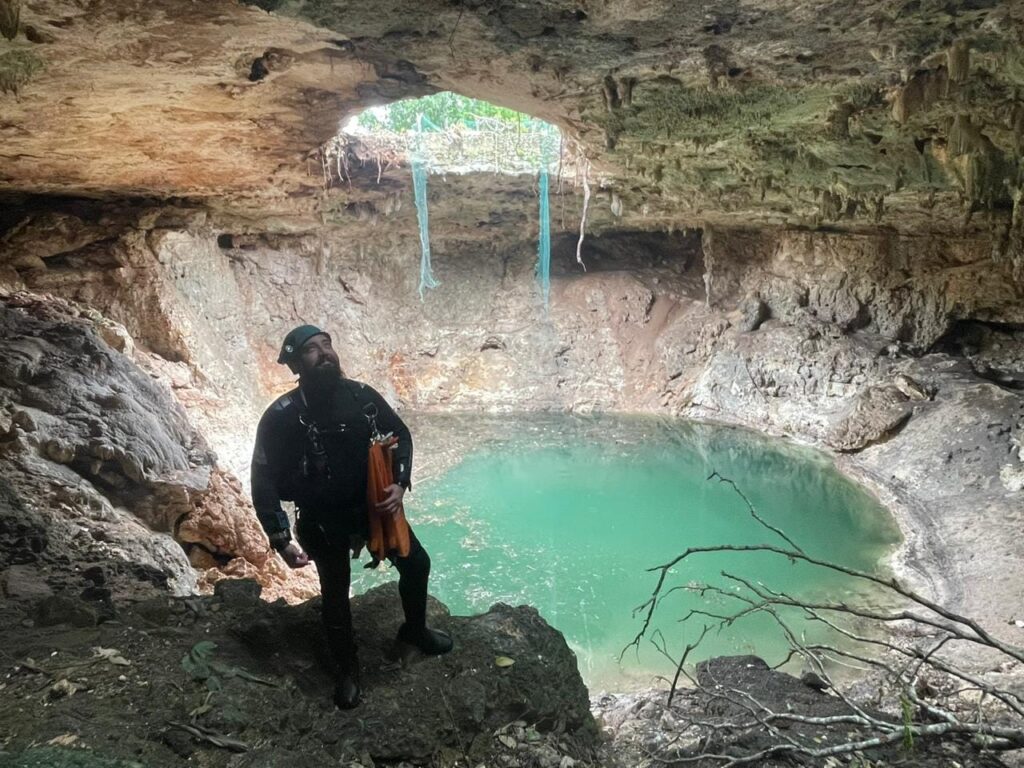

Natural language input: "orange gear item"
[366,435,411,561]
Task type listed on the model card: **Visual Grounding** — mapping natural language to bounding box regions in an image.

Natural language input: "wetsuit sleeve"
[366,387,413,489]
[251,409,292,550]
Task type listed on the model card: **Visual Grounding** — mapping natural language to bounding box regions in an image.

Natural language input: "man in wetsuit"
[250,324,452,709]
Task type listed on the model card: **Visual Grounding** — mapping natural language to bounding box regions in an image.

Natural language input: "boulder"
[1,564,54,602]
[34,594,98,628]
[0,294,305,604]
[825,384,913,452]
[696,655,851,718]
[213,577,263,607]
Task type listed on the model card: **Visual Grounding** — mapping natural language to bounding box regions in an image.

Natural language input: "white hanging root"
[575,158,590,272]
[320,150,330,189]
[557,135,568,230]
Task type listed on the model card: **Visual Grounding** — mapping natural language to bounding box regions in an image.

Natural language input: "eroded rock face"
[0,292,312,603]
[4,187,1022,470]
[0,0,396,219]
[704,228,1024,351]
[0,293,207,597]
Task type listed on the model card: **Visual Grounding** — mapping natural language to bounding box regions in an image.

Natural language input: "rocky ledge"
[0,581,599,767]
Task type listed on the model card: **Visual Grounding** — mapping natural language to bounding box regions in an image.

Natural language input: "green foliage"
[346,92,562,172]
[900,694,915,754]
[181,639,221,690]
[180,640,276,692]
[356,92,554,135]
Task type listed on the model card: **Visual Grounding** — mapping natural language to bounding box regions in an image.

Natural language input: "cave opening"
[336,92,565,176]
[327,92,570,300]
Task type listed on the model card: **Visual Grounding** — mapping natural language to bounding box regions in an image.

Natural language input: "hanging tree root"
[621,471,1024,767]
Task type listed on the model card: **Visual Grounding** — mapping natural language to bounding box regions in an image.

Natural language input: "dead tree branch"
[624,471,1024,766]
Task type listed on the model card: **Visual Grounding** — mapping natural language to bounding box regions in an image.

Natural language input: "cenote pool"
[351,414,902,690]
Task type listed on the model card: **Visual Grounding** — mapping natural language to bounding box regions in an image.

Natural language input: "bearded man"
[250,324,452,709]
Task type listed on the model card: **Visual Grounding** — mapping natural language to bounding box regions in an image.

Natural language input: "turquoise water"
[352,415,901,690]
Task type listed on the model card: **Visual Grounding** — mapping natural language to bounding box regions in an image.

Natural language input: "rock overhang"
[0,0,1022,235]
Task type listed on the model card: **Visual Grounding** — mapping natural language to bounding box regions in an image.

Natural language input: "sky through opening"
[339,92,563,175]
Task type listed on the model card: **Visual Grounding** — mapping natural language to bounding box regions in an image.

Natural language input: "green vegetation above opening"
[341,92,562,175]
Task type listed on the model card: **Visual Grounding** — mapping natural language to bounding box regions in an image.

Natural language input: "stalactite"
[820,189,843,221]
[826,97,855,140]
[1011,103,1024,153]
[601,75,620,113]
[610,191,623,217]
[948,114,1010,214]
[702,227,715,307]
[620,77,635,107]
[0,0,20,41]
[947,39,970,86]
[892,67,948,124]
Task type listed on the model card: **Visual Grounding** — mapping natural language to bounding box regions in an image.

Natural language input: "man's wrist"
[267,531,292,552]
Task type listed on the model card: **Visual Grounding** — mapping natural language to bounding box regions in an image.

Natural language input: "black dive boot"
[333,655,360,710]
[326,624,361,710]
[396,622,454,656]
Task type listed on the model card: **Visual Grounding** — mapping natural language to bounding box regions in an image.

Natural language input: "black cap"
[277,324,327,365]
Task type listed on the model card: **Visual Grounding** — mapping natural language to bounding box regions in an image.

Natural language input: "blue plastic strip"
[412,159,439,300]
[538,167,551,309]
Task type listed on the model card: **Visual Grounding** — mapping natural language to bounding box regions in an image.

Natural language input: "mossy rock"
[0,49,44,95]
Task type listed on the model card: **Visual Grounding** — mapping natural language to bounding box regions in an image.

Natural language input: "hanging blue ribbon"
[538,167,551,310]
[412,159,439,300]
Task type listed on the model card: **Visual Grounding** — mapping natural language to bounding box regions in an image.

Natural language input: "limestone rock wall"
[0,292,316,605]
[704,228,1024,351]
[4,0,1024,238]
[4,205,268,474]
[5,183,1023,440]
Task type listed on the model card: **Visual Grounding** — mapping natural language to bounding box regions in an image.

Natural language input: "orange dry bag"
[366,435,411,561]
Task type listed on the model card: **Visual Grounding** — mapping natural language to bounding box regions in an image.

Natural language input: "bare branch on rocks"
[623,472,1024,766]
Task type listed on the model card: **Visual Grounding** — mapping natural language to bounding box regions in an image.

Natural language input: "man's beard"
[301,360,342,397]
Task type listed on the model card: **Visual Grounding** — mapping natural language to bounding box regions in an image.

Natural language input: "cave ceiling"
[1,0,1023,233]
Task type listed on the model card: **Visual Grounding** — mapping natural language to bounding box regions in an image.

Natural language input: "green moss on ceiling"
[0,48,44,96]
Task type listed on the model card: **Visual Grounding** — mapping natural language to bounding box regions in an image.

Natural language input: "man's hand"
[375,484,406,517]
[279,542,310,568]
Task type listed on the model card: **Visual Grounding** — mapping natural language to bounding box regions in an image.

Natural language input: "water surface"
[352,414,901,690]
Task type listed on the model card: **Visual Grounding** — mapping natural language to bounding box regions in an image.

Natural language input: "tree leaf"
[93,647,131,666]
[498,734,517,750]
[181,641,219,681]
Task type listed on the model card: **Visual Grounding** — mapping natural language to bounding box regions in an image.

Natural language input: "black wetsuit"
[250,378,430,652]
